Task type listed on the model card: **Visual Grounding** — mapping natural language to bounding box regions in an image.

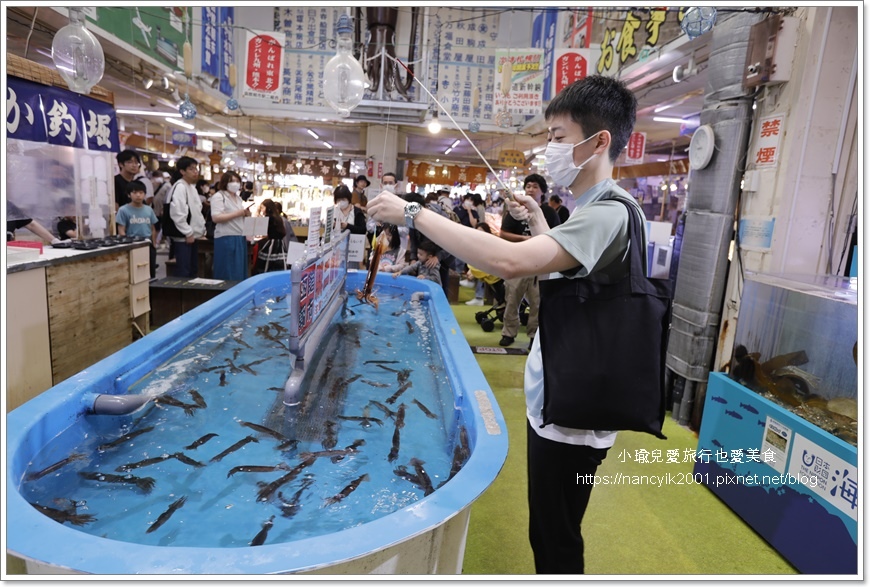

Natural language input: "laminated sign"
[242,30,285,101]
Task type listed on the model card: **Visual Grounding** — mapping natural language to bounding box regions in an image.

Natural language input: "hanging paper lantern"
[681,7,717,39]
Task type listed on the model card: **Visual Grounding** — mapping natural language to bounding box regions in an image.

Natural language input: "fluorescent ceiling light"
[195,131,226,137]
[165,117,194,130]
[450,139,460,149]
[307,129,320,139]
[444,147,452,155]
[117,109,181,117]
[322,141,333,149]
[653,116,689,124]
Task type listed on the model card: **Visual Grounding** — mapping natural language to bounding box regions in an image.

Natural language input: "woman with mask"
[210,171,250,281]
[332,184,367,235]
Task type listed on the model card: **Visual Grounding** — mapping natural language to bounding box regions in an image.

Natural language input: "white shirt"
[168,180,206,239]
[210,190,247,239]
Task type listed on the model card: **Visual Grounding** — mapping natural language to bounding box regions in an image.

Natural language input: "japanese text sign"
[625,132,646,164]
[243,30,285,101]
[754,114,784,168]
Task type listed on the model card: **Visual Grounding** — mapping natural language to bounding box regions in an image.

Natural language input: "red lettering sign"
[246,34,282,92]
[554,52,587,95]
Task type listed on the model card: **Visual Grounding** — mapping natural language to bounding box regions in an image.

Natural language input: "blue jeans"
[174,239,199,278]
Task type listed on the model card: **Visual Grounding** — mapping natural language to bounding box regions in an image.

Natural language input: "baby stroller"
[475,284,529,332]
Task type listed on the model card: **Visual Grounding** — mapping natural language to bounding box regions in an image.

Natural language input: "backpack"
[162,181,190,238]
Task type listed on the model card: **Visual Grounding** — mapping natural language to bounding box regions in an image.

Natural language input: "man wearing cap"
[352,174,370,211]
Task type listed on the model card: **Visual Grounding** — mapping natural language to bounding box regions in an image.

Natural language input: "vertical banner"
[532,10,558,101]
[218,8,235,97]
[242,29,285,102]
[625,131,647,164]
[494,49,545,116]
[552,49,590,97]
[753,114,785,168]
[201,7,219,78]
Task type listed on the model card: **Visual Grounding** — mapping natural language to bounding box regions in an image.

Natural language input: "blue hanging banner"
[532,9,558,102]
[202,7,220,79]
[218,7,235,97]
[171,130,196,147]
[6,76,118,151]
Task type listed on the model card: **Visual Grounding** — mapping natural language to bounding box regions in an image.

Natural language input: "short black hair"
[417,239,440,256]
[117,149,141,166]
[549,194,562,205]
[126,180,147,195]
[333,184,352,202]
[544,75,637,162]
[524,173,548,195]
[176,156,199,172]
[403,192,425,205]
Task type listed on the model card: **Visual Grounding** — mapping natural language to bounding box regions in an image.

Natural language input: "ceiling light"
[444,147,452,155]
[165,117,194,130]
[450,139,460,149]
[195,131,225,137]
[322,141,333,149]
[428,112,442,134]
[143,77,154,90]
[653,116,690,124]
[161,76,170,90]
[307,129,320,139]
[117,109,181,117]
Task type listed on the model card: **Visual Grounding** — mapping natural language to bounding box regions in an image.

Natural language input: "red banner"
[625,131,646,164]
[553,50,588,95]
[242,30,284,100]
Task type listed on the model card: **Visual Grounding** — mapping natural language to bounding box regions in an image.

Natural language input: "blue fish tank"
[696,272,858,574]
[6,232,508,574]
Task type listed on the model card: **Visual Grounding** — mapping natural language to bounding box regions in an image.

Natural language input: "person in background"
[454,193,480,229]
[276,201,295,252]
[196,179,215,241]
[465,222,496,306]
[6,200,59,244]
[209,170,250,281]
[377,223,407,273]
[56,197,78,240]
[472,193,487,227]
[332,184,367,235]
[549,194,570,224]
[392,239,441,285]
[253,198,287,274]
[525,174,561,229]
[116,180,159,278]
[114,150,153,211]
[352,174,370,210]
[166,156,206,278]
[368,75,642,574]
[406,192,452,296]
[239,181,254,202]
[381,172,398,193]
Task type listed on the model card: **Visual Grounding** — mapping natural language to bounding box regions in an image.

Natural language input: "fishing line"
[386,53,519,201]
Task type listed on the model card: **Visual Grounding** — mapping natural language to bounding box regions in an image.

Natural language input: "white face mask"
[545,132,600,187]
[227,182,241,194]
[338,200,350,211]
[383,184,396,194]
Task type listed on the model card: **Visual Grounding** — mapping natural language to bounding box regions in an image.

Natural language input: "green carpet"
[451,286,798,576]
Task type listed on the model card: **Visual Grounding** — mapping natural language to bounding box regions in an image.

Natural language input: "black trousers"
[526,422,609,574]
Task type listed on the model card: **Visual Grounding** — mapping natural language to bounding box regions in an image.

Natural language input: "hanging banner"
[242,29,285,101]
[273,156,350,182]
[171,131,196,147]
[494,49,545,116]
[625,131,647,164]
[201,7,219,79]
[6,76,119,152]
[532,9,558,102]
[218,8,235,97]
[553,49,590,97]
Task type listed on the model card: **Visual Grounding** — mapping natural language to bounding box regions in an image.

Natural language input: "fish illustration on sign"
[711,396,728,404]
[739,402,759,414]
[724,410,743,420]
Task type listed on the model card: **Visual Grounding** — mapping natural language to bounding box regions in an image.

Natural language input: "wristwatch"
[404,202,422,229]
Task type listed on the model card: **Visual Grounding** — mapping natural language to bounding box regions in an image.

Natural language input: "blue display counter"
[695,373,858,574]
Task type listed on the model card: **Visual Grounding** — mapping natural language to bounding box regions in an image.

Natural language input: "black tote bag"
[538,196,672,439]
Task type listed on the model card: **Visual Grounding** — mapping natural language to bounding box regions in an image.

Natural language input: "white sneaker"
[459,279,475,288]
[465,297,484,306]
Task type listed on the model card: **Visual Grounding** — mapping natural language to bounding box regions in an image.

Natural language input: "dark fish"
[274,294,287,303]
[250,515,275,546]
[330,439,366,464]
[224,358,243,374]
[239,421,296,448]
[724,410,743,420]
[184,433,218,450]
[233,334,253,349]
[711,396,728,404]
[278,477,315,519]
[227,463,290,478]
[30,502,96,527]
[210,435,259,463]
[26,453,87,481]
[240,357,270,376]
[268,321,288,335]
[445,426,470,484]
[336,414,384,428]
[172,452,206,468]
[364,360,400,365]
[232,348,242,361]
[219,371,228,387]
[256,457,316,502]
[394,403,406,429]
[145,496,187,534]
[323,473,369,506]
[267,386,284,392]
[376,364,400,374]
[391,301,408,316]
[410,458,435,496]
[78,471,155,493]
[322,420,338,450]
[97,426,156,451]
[300,439,365,461]
[386,381,412,405]
[188,389,207,409]
[361,379,390,389]
[388,426,401,463]
[393,464,421,486]
[739,402,759,414]
[115,454,173,472]
[405,320,415,334]
[396,369,412,384]
[277,438,300,451]
[364,329,380,336]
[155,393,200,416]
[412,399,438,420]
[368,400,397,420]
[198,364,226,373]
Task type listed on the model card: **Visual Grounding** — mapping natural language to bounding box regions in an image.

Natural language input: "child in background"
[393,239,441,285]
[116,180,159,278]
[378,224,407,273]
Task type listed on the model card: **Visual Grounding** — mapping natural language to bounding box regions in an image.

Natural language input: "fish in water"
[256,458,316,502]
[386,381,412,405]
[30,502,97,527]
[26,453,87,481]
[155,393,200,417]
[188,389,207,409]
[210,435,260,463]
[364,329,380,336]
[710,396,728,404]
[368,400,397,420]
[322,420,338,450]
[219,371,228,387]
[405,320,415,334]
[300,440,366,461]
[115,453,173,472]
[361,379,390,389]
[396,369,412,385]
[267,386,284,393]
[227,463,291,478]
[394,403,406,429]
[409,458,435,496]
[445,426,470,484]
[330,439,366,464]
[146,496,187,534]
[724,410,743,420]
[388,424,402,463]
[249,515,275,546]
[363,360,399,365]
[232,348,242,361]
[240,357,270,376]
[323,473,369,507]
[393,464,422,486]
[739,402,759,414]
[240,421,297,449]
[224,358,243,374]
[391,300,408,317]
[232,334,253,350]
[278,476,315,519]
[412,399,438,420]
[184,433,218,451]
[336,407,384,428]
[172,452,206,468]
[375,364,400,374]
[97,426,156,451]
[78,471,155,493]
